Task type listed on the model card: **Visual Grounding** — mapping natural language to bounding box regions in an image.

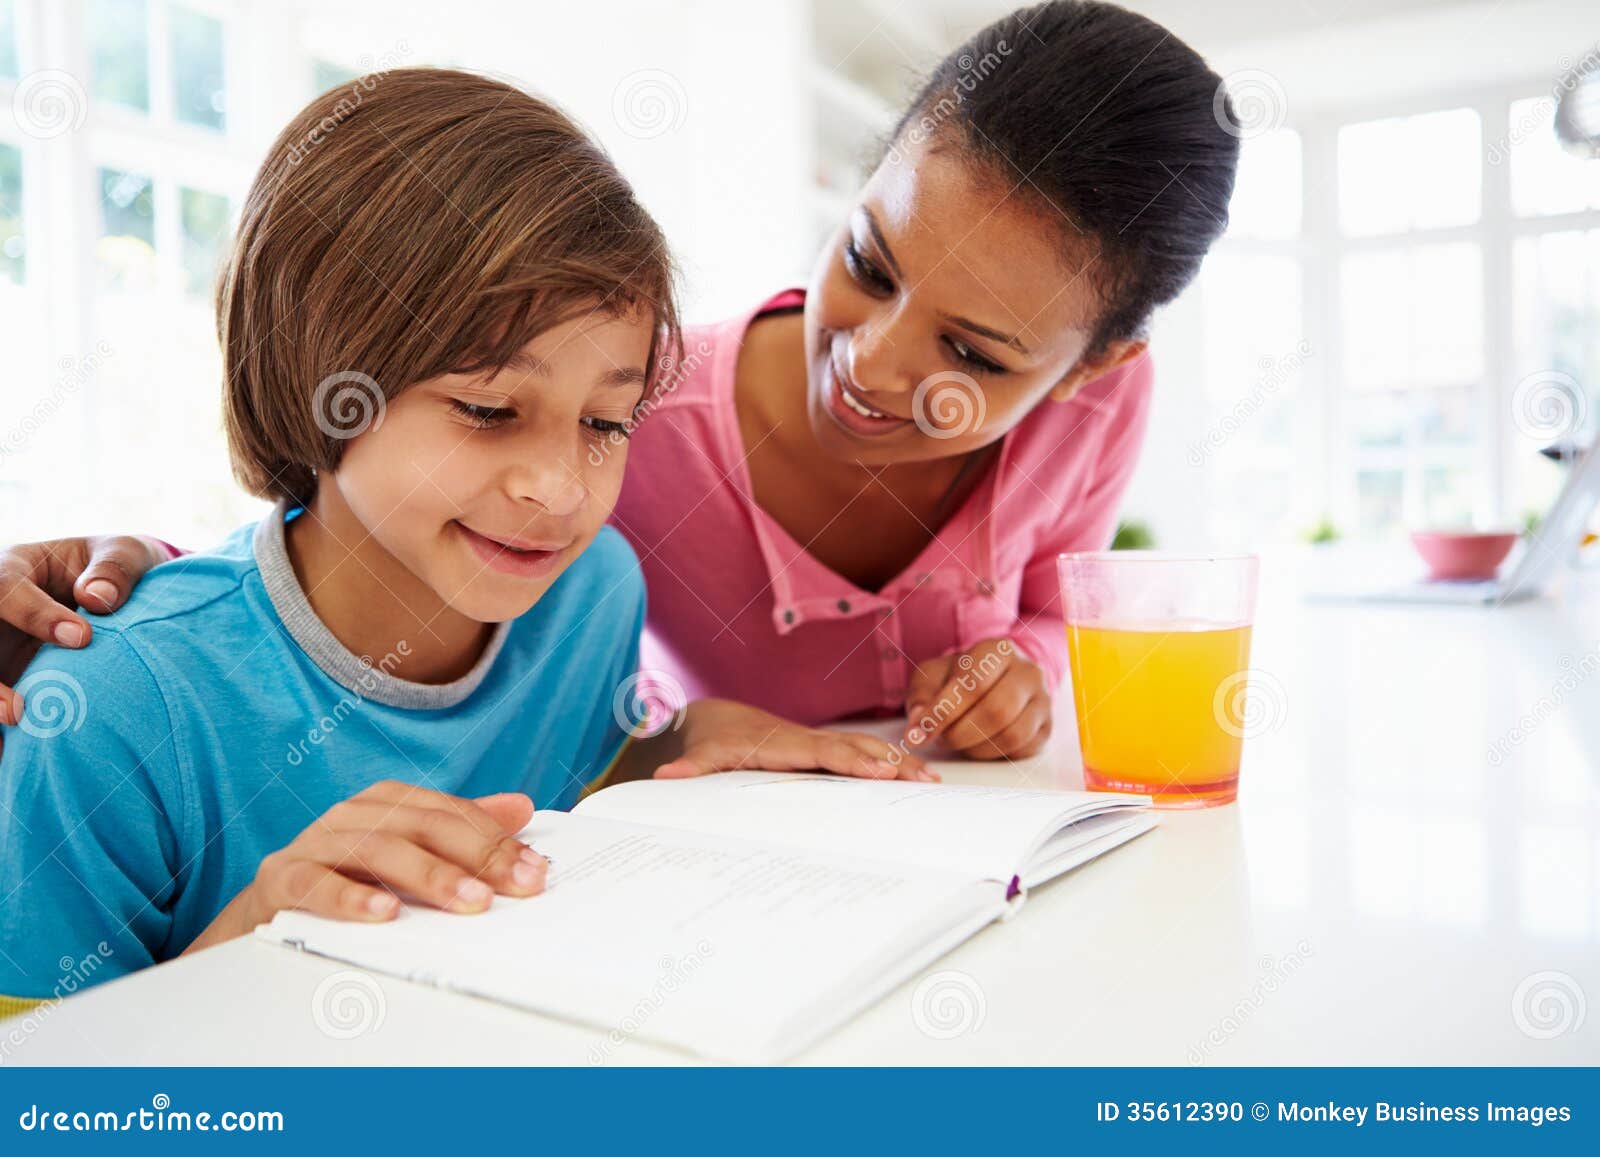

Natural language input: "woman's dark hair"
[892,0,1239,355]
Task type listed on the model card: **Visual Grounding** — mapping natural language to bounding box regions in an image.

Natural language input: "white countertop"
[7,553,1599,1065]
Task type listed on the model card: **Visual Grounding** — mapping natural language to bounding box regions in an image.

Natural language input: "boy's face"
[327,309,652,622]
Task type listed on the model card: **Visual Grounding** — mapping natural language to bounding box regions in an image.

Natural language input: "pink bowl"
[1408,530,1519,581]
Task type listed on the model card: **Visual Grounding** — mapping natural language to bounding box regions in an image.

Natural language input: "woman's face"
[804,132,1137,467]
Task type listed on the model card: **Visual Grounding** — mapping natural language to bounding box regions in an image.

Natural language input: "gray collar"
[252,501,510,710]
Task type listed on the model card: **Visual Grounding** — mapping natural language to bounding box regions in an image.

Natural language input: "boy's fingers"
[0,570,92,649]
[330,800,544,896]
[73,536,162,613]
[319,828,538,909]
[472,791,535,835]
[262,858,399,922]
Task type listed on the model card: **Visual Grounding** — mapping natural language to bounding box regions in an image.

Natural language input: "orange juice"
[1066,621,1253,807]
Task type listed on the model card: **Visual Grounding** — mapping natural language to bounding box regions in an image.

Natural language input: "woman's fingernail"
[84,579,119,606]
[455,878,492,908]
[52,621,87,647]
[368,892,398,916]
[519,846,544,867]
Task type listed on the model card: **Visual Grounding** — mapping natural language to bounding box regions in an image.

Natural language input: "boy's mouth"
[454,521,573,579]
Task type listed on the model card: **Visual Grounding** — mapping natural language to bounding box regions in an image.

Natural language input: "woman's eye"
[842,240,894,294]
[945,337,1006,376]
[582,416,631,438]
[449,399,515,427]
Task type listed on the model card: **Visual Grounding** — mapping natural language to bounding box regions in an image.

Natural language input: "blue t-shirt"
[0,508,644,999]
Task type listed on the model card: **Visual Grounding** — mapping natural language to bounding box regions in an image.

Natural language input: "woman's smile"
[817,348,911,438]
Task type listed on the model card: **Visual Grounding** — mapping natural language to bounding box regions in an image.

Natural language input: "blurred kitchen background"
[0,0,1595,552]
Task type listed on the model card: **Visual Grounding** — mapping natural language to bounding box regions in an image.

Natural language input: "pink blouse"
[610,289,1154,726]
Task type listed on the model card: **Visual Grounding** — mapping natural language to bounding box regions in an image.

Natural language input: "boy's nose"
[504,454,587,518]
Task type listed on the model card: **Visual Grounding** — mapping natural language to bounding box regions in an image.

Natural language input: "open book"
[259,772,1154,1062]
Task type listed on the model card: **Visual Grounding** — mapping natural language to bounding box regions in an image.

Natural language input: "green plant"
[1302,517,1340,545]
[1110,520,1155,550]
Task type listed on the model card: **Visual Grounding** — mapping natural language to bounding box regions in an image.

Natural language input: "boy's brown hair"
[219,67,678,505]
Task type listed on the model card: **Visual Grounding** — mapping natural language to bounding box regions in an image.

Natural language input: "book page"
[574,771,1149,883]
[261,810,1000,1063]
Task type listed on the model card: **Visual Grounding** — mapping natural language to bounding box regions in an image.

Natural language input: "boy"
[0,68,920,1010]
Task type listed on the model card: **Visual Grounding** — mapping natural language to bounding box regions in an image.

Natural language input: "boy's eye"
[842,240,894,294]
[450,399,515,427]
[944,336,1006,376]
[582,416,631,438]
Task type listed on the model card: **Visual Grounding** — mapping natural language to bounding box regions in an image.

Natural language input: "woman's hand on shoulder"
[0,534,168,731]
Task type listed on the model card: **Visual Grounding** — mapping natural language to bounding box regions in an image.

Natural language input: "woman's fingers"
[951,698,1052,761]
[940,666,1035,755]
[0,561,93,650]
[73,536,165,613]
[838,732,938,782]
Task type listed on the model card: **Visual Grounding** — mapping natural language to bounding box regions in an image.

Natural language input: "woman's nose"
[847,312,912,396]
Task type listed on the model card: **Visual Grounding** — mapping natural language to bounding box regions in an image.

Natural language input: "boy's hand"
[904,637,1053,761]
[188,782,546,952]
[649,698,936,782]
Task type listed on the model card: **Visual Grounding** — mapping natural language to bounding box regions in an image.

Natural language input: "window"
[170,4,225,130]
[1199,91,1600,545]
[0,0,18,82]
[90,0,151,112]
[0,143,22,283]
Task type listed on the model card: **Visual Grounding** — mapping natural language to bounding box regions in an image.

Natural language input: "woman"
[0,1,1238,762]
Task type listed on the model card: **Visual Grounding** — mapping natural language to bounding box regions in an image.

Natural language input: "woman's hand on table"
[647,698,937,782]
[0,534,167,734]
[904,637,1053,761]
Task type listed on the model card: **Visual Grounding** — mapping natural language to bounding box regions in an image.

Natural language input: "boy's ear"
[1049,339,1148,403]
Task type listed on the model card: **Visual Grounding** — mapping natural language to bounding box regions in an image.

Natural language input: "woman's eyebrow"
[861,207,1030,356]
[939,312,1031,355]
[861,209,904,280]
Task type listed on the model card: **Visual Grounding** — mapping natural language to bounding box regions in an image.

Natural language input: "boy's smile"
[452,520,576,579]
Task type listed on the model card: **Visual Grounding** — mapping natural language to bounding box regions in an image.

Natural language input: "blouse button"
[837,599,851,614]
[880,646,896,661]
[782,609,796,625]
[977,578,995,596]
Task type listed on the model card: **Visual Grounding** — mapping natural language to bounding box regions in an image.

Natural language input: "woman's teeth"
[840,386,889,419]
